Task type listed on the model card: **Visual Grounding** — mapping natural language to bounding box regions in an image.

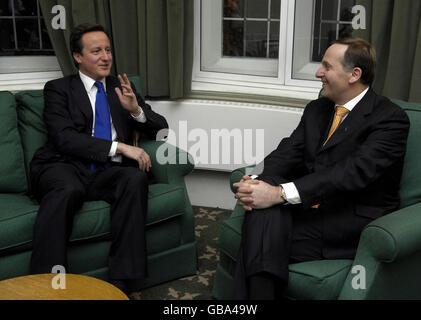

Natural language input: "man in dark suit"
[233,38,410,299]
[29,24,168,294]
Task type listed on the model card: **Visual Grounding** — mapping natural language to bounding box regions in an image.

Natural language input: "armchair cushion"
[217,205,353,300]
[391,99,421,208]
[0,183,185,255]
[0,91,27,193]
[218,214,244,261]
[286,259,353,300]
[15,90,46,185]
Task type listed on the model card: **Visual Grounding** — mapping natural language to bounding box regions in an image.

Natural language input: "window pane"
[312,22,353,62]
[223,20,244,57]
[247,0,268,19]
[340,0,356,20]
[41,18,53,51]
[310,0,356,62]
[0,19,16,53]
[271,0,281,19]
[202,0,279,77]
[269,21,279,58]
[16,18,40,50]
[0,1,12,15]
[319,0,356,22]
[221,0,279,60]
[224,0,244,18]
[312,21,354,62]
[321,0,338,21]
[14,0,38,16]
[245,21,267,57]
[0,0,54,56]
[315,23,339,60]
[338,22,353,39]
[339,7,354,22]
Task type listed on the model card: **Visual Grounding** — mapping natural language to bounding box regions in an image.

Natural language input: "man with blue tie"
[29,24,168,294]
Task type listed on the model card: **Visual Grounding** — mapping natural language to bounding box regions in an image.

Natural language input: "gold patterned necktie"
[323,106,349,146]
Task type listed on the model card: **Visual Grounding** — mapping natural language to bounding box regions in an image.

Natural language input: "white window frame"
[289,0,321,82]
[192,0,322,102]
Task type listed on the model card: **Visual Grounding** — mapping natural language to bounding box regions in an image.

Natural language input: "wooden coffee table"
[0,274,129,300]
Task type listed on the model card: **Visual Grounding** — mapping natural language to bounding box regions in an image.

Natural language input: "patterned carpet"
[130,206,232,300]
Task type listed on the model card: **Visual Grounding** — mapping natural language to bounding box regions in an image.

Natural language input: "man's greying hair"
[334,37,376,86]
[70,23,111,68]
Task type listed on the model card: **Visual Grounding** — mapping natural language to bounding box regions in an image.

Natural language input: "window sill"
[191,75,321,108]
[0,71,63,92]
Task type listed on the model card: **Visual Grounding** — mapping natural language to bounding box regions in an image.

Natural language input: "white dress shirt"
[79,71,147,162]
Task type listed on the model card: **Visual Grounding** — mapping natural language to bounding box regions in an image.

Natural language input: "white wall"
[185,169,236,210]
[148,99,306,209]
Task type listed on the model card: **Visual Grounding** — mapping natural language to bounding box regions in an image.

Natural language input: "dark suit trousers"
[30,162,148,280]
[232,203,324,299]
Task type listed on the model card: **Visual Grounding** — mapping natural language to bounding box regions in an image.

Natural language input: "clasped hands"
[114,73,151,172]
[234,175,285,211]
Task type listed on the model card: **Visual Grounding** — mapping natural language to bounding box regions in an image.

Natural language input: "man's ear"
[349,67,363,84]
[73,52,82,65]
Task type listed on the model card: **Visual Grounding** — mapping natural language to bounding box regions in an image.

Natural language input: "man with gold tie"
[233,38,410,300]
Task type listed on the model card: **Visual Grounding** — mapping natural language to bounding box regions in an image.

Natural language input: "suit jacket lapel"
[317,99,336,147]
[309,99,335,156]
[321,88,376,151]
[71,75,93,133]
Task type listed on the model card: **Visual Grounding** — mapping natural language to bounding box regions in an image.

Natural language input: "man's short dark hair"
[334,37,376,86]
[70,23,110,68]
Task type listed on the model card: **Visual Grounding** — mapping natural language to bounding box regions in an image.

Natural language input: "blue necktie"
[91,81,111,170]
[93,81,112,141]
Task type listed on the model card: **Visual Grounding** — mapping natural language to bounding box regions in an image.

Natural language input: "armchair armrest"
[230,165,257,193]
[229,165,258,219]
[139,139,194,185]
[338,202,421,299]
[359,202,421,262]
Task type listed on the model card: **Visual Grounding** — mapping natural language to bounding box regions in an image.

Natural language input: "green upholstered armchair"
[0,75,197,288]
[212,99,421,300]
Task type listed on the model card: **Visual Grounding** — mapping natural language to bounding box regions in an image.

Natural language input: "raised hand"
[115,73,142,115]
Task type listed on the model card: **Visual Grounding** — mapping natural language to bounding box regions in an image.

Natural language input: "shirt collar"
[78,70,107,92]
[337,87,369,112]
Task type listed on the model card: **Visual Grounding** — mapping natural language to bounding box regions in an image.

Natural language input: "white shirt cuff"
[131,106,147,123]
[280,182,302,204]
[109,141,118,157]
[250,175,301,204]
